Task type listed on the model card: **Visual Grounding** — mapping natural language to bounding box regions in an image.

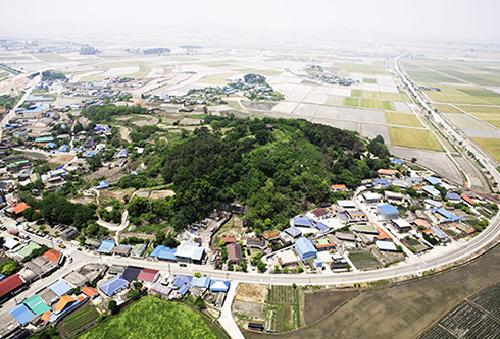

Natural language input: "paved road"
[395,56,500,188]
[0,75,40,142]
[218,281,244,339]
[98,208,499,285]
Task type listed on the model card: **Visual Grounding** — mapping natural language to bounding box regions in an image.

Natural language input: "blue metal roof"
[150,245,177,261]
[315,222,329,233]
[446,192,461,201]
[10,304,35,325]
[433,208,461,222]
[424,199,443,208]
[97,239,115,253]
[391,158,404,165]
[99,276,129,296]
[173,275,193,289]
[190,276,210,289]
[431,226,449,240]
[295,237,317,260]
[49,280,71,296]
[293,216,314,228]
[209,279,230,292]
[178,284,190,295]
[377,204,399,218]
[284,227,302,238]
[376,240,398,251]
[425,176,442,186]
[374,178,390,186]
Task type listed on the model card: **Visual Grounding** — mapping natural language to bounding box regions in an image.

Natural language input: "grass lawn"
[343,97,395,110]
[472,137,500,162]
[388,127,442,151]
[59,304,100,338]
[80,296,228,339]
[384,112,422,127]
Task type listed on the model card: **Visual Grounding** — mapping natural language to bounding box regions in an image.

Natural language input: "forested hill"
[122,116,391,232]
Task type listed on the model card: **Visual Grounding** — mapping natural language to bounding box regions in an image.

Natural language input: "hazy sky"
[1,0,499,43]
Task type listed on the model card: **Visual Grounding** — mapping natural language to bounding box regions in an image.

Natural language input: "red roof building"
[227,243,242,264]
[137,268,159,283]
[81,286,98,298]
[0,274,24,299]
[43,249,63,265]
[219,236,236,245]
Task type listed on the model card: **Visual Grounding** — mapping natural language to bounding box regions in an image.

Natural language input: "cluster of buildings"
[148,73,283,110]
[0,238,65,306]
[304,65,359,86]
[1,263,105,338]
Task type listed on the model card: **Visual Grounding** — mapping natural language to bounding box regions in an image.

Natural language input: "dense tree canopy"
[82,104,147,123]
[120,116,390,232]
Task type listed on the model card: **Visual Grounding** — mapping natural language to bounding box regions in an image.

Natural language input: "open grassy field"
[343,97,395,110]
[470,113,500,128]
[385,111,422,127]
[245,245,500,339]
[472,137,500,162]
[58,304,100,338]
[80,296,228,339]
[388,127,442,151]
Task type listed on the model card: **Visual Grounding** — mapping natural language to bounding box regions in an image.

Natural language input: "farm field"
[351,89,402,102]
[419,282,500,339]
[265,285,302,333]
[245,245,500,339]
[200,72,234,85]
[348,249,381,271]
[433,103,463,113]
[471,112,500,128]
[443,113,494,131]
[35,53,71,63]
[58,304,100,338]
[302,289,358,326]
[388,127,442,151]
[343,97,395,110]
[472,137,500,162]
[79,296,228,339]
[384,111,422,127]
[82,61,154,81]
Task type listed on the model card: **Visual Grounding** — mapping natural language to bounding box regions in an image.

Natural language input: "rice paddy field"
[79,296,228,339]
[388,127,442,151]
[472,137,500,162]
[401,58,500,162]
[384,111,422,127]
